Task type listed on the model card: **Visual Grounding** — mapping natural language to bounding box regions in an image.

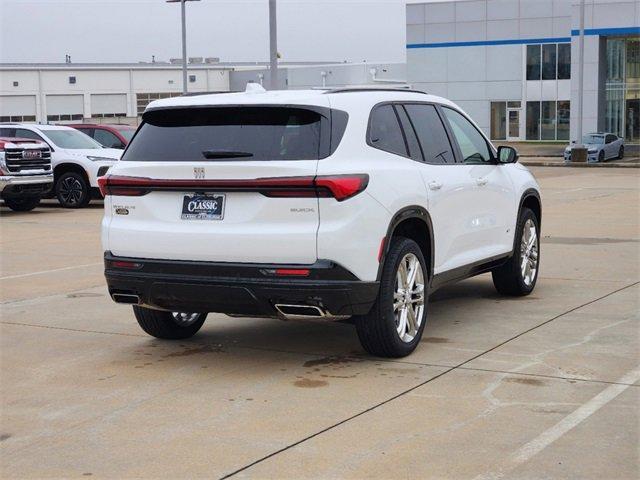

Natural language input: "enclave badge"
[193,167,205,179]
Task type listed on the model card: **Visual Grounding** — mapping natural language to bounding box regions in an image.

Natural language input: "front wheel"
[355,237,428,358]
[618,146,624,159]
[598,150,605,163]
[55,172,90,208]
[492,207,540,296]
[3,196,41,211]
[133,306,207,339]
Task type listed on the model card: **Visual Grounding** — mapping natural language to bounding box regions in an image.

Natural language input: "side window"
[368,104,408,157]
[93,129,121,148]
[394,105,423,161]
[605,134,615,144]
[0,128,17,137]
[405,104,455,164]
[442,108,493,164]
[15,128,45,142]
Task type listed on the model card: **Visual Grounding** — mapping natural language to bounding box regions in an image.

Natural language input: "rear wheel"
[55,172,90,208]
[355,237,428,358]
[492,207,540,296]
[598,150,605,163]
[3,197,41,211]
[133,306,207,339]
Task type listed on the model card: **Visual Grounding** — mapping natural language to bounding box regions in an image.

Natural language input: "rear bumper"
[0,174,53,197]
[104,252,379,318]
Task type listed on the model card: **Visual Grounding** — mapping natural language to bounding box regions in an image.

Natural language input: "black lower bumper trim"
[104,252,379,317]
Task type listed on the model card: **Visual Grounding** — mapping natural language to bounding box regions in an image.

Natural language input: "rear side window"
[404,104,455,164]
[123,107,326,162]
[368,104,407,157]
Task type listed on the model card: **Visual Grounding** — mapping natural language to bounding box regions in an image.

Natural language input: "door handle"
[476,177,488,186]
[428,181,443,191]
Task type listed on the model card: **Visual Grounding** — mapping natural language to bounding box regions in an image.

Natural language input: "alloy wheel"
[172,312,201,326]
[520,218,539,287]
[393,253,425,343]
[59,177,84,205]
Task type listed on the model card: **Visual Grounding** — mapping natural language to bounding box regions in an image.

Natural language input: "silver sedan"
[564,133,625,163]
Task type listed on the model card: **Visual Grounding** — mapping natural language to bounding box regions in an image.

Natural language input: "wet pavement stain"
[303,355,361,368]
[0,434,11,441]
[505,377,546,386]
[294,378,328,388]
[423,337,451,343]
[164,345,223,358]
[66,292,104,298]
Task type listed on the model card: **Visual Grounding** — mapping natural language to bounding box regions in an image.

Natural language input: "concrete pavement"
[1,167,639,479]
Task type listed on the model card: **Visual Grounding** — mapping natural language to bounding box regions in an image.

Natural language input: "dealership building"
[407,0,639,142]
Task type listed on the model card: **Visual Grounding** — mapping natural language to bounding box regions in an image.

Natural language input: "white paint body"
[0,124,121,187]
[101,89,540,282]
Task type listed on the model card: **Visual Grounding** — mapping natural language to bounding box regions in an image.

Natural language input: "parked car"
[0,137,53,211]
[69,124,136,149]
[99,86,541,358]
[564,132,625,163]
[0,124,121,208]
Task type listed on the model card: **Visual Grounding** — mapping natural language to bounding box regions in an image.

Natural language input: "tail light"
[98,174,369,201]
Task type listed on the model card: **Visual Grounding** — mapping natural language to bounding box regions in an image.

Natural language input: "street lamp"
[166,0,200,94]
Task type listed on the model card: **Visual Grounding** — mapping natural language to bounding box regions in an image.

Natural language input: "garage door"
[0,95,36,122]
[91,94,127,117]
[46,94,84,121]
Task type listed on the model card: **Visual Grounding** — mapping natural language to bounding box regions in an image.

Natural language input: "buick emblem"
[193,167,205,179]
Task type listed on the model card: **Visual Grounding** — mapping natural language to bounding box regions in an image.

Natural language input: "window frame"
[366,102,411,160]
[402,101,459,165]
[439,105,498,165]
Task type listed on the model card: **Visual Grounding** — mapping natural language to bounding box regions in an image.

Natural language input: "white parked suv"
[100,87,541,357]
[0,124,121,208]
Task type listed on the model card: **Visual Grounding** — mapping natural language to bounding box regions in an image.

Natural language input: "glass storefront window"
[558,44,571,80]
[526,45,541,80]
[542,44,557,80]
[557,101,570,140]
[490,102,506,140]
[526,102,540,140]
[605,36,640,142]
[541,101,556,140]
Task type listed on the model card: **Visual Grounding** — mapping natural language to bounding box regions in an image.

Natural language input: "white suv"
[100,87,541,357]
[0,124,121,208]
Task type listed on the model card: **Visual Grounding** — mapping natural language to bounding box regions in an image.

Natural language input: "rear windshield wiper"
[202,150,254,159]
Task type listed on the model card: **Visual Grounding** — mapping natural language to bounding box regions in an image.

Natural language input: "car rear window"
[123,107,327,162]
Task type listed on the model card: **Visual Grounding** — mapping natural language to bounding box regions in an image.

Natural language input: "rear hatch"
[104,104,333,264]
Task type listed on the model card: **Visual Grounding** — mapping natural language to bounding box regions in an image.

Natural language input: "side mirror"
[497,145,518,164]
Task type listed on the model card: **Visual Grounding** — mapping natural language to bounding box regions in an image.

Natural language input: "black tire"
[133,306,207,340]
[598,150,605,163]
[492,207,540,296]
[355,237,428,358]
[3,196,41,211]
[55,171,90,208]
[618,146,624,159]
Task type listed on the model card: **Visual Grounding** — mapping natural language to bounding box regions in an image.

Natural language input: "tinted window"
[541,101,556,140]
[94,129,123,148]
[405,104,455,164]
[395,105,422,161]
[368,104,407,157]
[526,101,541,140]
[124,107,324,162]
[558,43,571,79]
[526,45,541,80]
[0,128,16,137]
[606,134,616,143]
[542,44,557,80]
[15,129,44,142]
[442,108,492,164]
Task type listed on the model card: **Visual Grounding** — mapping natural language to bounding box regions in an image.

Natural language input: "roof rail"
[323,86,427,95]
[180,90,236,97]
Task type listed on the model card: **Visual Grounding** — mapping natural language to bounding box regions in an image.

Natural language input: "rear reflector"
[108,260,143,269]
[275,268,310,277]
[99,174,369,201]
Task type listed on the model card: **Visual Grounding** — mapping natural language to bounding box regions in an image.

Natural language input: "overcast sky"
[0,0,410,64]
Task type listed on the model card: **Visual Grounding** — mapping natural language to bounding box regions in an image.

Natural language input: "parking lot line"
[0,262,102,280]
[474,365,640,480]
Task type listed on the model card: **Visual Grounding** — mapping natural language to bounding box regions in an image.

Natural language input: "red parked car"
[69,124,136,150]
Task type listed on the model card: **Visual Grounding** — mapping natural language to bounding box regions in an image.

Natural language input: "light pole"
[573,0,587,162]
[269,0,278,90]
[167,0,200,94]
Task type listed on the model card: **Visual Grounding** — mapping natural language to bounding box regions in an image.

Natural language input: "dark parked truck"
[0,137,53,211]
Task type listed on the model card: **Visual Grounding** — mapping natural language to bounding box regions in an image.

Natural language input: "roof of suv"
[145,88,457,112]
[2,123,75,131]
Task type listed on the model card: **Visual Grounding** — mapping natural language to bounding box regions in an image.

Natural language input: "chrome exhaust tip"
[111,293,141,305]
[274,304,349,321]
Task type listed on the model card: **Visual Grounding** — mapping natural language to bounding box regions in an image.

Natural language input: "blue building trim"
[407,26,639,49]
